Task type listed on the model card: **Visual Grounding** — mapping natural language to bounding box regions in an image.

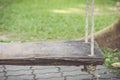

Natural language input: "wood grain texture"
[0,40,104,65]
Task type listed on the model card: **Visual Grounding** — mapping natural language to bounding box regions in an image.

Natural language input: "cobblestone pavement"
[0,65,119,80]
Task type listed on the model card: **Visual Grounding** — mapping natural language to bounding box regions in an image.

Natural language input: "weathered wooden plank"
[0,40,104,65]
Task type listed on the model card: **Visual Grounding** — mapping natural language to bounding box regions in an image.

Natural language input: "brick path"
[0,65,119,80]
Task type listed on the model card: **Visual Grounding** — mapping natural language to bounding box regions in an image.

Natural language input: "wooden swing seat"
[0,40,104,65]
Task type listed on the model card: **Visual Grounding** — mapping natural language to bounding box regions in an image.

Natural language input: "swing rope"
[85,0,89,43]
[85,0,95,56]
[91,0,94,56]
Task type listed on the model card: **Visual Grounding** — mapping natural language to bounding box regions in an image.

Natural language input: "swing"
[0,0,104,77]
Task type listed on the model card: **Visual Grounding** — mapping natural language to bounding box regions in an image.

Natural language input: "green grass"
[102,48,120,74]
[0,0,120,42]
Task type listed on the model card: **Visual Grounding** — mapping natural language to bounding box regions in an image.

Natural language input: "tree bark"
[87,19,120,49]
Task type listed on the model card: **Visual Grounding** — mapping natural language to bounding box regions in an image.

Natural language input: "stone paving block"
[7,75,34,80]
[100,73,118,79]
[66,75,93,80]
[0,72,4,77]
[0,65,119,80]
[5,65,30,71]
[59,66,83,72]
[0,67,4,72]
[0,66,3,68]
[34,68,59,74]
[36,73,62,79]
[96,65,107,70]
[32,66,56,70]
[6,70,32,76]
[0,76,6,80]
[111,77,120,80]
[96,68,109,74]
[37,77,65,80]
[96,78,110,80]
[63,70,88,76]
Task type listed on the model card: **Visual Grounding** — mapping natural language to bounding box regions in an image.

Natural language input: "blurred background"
[0,0,120,42]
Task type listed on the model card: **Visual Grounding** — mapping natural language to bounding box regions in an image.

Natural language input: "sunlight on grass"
[51,4,85,14]
[52,8,84,14]
[0,0,120,42]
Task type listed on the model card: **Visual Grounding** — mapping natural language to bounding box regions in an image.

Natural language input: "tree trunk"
[90,19,120,49]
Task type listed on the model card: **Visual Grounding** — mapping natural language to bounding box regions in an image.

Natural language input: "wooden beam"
[0,40,104,65]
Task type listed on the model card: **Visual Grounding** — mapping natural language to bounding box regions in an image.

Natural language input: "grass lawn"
[0,0,120,74]
[0,0,120,42]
